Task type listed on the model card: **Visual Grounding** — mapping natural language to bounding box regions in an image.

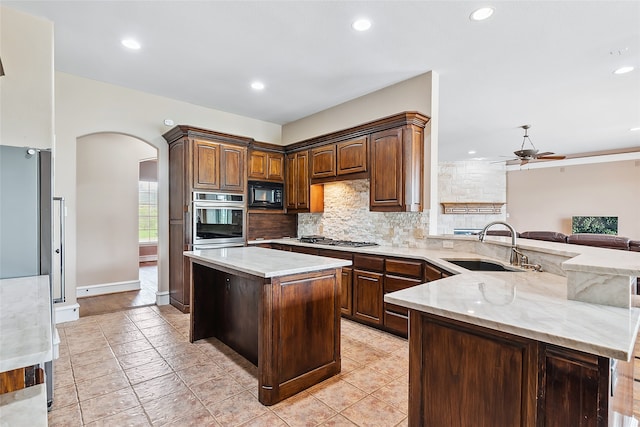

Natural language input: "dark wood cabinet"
[370,120,425,212]
[310,145,336,179]
[353,269,384,325]
[383,257,425,336]
[248,149,284,182]
[353,254,385,326]
[286,151,309,211]
[336,136,368,176]
[163,125,251,313]
[220,144,245,192]
[193,139,246,192]
[408,311,629,427]
[193,140,220,190]
[341,267,353,316]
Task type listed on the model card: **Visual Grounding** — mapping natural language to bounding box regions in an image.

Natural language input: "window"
[139,180,158,243]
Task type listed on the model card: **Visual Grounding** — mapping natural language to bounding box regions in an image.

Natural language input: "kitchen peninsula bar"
[184,246,351,405]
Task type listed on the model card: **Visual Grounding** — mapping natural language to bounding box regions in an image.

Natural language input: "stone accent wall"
[437,161,507,234]
[298,180,431,248]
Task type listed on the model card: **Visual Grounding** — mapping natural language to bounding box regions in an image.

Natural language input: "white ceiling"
[4,1,640,161]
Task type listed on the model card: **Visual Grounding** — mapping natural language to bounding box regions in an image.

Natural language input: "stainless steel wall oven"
[192,192,245,249]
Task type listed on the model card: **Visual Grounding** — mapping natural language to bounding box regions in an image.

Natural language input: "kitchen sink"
[443,259,524,272]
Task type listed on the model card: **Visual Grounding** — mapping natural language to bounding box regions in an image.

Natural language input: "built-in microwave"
[248,181,283,209]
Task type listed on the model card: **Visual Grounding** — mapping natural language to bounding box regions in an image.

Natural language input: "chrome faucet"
[478,221,521,266]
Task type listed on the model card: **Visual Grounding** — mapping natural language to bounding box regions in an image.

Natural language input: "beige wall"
[282,72,433,144]
[76,133,156,286]
[0,7,53,149]
[507,160,640,239]
[55,72,282,309]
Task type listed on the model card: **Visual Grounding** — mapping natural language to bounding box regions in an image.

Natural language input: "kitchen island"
[184,246,351,405]
[385,272,640,427]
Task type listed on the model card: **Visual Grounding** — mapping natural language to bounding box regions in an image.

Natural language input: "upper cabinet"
[249,149,284,182]
[370,120,425,212]
[193,139,246,192]
[286,151,309,211]
[288,112,429,212]
[310,136,368,182]
[336,136,368,176]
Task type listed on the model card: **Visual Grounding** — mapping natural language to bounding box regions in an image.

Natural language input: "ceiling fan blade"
[535,151,555,157]
[537,155,566,160]
[520,159,529,165]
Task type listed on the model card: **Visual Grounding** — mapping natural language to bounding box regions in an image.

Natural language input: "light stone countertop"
[384,272,640,361]
[184,246,352,278]
[253,237,640,361]
[0,275,53,373]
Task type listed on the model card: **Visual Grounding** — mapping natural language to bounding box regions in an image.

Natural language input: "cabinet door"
[542,346,607,427]
[285,153,297,210]
[266,153,284,182]
[193,141,220,190]
[341,267,353,316]
[383,274,422,336]
[295,151,310,210]
[248,150,268,180]
[370,128,403,210]
[337,136,368,176]
[169,140,187,222]
[220,144,245,192]
[353,269,383,325]
[311,145,336,179]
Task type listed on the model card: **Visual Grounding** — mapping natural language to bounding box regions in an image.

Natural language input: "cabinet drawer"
[317,249,353,261]
[386,258,423,278]
[353,254,384,272]
[425,263,443,282]
[384,304,408,336]
[384,274,422,293]
[291,246,319,256]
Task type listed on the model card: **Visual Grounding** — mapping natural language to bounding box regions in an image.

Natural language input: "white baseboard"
[54,303,80,324]
[76,280,141,298]
[156,291,170,306]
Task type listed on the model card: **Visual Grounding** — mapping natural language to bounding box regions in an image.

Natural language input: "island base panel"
[260,271,341,405]
[408,311,629,427]
[190,260,341,406]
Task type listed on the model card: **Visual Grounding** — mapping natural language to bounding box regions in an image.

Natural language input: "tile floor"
[48,305,409,426]
[77,265,158,317]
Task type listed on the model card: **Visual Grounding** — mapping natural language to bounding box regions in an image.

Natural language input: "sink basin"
[443,259,523,272]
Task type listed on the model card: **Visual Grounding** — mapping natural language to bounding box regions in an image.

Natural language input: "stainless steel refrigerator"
[0,144,56,408]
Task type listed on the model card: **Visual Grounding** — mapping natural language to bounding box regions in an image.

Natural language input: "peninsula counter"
[184,246,351,405]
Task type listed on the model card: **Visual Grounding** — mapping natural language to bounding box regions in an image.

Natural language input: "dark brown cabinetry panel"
[310,145,336,179]
[386,258,423,278]
[220,144,245,192]
[164,125,251,313]
[353,269,383,325]
[353,254,385,272]
[341,267,353,316]
[370,124,424,212]
[336,136,368,176]
[246,212,297,240]
[424,263,443,281]
[541,346,608,427]
[249,150,284,182]
[193,141,220,190]
[286,151,310,211]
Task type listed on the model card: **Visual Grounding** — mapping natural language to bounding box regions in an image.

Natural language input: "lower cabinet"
[353,269,384,325]
[408,311,627,427]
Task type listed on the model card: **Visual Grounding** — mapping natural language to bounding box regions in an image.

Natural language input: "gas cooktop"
[298,236,378,248]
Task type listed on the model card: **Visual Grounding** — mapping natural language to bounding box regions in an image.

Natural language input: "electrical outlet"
[443,240,454,249]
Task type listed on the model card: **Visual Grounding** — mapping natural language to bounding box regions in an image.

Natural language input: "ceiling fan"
[508,125,566,165]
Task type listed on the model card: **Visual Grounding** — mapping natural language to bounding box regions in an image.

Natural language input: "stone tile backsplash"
[298,180,431,248]
[297,161,508,246]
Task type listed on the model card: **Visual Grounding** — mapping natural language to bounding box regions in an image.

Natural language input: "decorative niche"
[441,202,505,214]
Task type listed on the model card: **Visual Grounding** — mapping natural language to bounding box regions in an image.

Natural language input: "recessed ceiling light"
[468,150,477,155]
[613,66,635,75]
[251,81,265,90]
[121,38,141,50]
[469,7,494,21]
[352,19,372,32]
